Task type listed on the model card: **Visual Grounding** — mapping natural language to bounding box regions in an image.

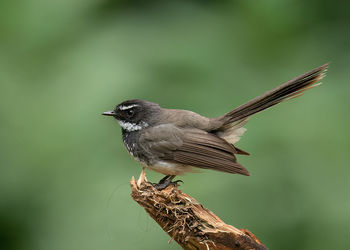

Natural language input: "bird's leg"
[153,175,184,190]
[149,175,171,187]
[158,175,171,184]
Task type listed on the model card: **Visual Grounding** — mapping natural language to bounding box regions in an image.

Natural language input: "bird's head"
[102,99,161,132]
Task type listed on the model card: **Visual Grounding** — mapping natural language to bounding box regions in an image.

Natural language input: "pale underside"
[147,161,196,176]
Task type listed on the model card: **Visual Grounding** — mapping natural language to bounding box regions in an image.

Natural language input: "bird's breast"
[122,130,149,163]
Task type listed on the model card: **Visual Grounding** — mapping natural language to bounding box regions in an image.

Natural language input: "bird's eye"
[127,109,134,116]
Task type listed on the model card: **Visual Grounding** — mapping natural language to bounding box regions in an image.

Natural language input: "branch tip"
[130,171,267,249]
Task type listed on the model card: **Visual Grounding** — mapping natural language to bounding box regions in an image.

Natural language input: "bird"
[103,64,328,189]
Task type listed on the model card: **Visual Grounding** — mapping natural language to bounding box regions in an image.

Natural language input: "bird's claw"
[152,179,184,191]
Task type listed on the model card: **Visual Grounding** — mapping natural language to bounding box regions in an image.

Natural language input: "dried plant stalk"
[130,169,267,250]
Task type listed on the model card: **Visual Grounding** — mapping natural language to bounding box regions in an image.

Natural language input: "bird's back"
[158,108,222,131]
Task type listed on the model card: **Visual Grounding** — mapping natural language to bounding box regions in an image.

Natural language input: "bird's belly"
[147,161,194,176]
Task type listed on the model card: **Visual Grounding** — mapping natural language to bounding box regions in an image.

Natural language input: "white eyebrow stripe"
[119,104,139,110]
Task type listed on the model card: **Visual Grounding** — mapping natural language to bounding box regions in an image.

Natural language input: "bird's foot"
[158,175,171,185]
[153,179,183,191]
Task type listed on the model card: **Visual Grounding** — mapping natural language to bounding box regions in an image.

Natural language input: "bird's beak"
[102,110,117,116]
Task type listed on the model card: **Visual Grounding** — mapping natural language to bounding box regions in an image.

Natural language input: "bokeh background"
[1,0,349,249]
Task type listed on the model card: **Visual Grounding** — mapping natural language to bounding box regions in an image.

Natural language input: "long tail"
[218,63,328,125]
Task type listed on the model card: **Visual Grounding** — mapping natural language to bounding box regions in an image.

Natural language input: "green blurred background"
[1,0,349,249]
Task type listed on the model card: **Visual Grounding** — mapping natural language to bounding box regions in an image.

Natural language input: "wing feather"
[140,124,249,176]
[171,131,249,175]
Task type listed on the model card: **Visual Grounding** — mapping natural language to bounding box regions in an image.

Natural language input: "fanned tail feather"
[219,63,328,125]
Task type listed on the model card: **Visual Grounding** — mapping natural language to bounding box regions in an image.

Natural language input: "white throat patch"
[117,120,148,132]
[119,104,139,110]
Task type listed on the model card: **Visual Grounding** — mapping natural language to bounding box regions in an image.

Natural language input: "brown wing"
[171,129,250,176]
[139,124,249,176]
